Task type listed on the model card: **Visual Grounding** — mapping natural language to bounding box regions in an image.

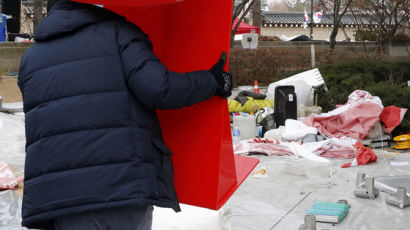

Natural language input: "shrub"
[258,35,281,41]
[228,47,311,86]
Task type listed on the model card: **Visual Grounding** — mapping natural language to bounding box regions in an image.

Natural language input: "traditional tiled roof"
[262,11,375,27]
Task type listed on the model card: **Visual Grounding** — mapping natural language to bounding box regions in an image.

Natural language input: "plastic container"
[232,126,241,145]
[233,113,256,140]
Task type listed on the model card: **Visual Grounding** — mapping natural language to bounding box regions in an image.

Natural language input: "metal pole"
[310,0,313,39]
[311,44,315,68]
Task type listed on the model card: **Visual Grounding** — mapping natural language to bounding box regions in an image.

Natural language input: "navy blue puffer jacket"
[18,2,217,229]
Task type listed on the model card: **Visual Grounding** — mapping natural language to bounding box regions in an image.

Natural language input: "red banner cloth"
[341,142,377,168]
[380,105,408,134]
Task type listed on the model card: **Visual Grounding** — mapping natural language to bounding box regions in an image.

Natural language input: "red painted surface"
[73,0,259,210]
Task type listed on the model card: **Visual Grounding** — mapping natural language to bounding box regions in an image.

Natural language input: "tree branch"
[232,0,256,34]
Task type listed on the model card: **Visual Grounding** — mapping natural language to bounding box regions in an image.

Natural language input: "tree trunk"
[230,0,256,48]
[230,30,236,48]
[251,0,261,32]
[329,26,339,49]
[33,0,43,33]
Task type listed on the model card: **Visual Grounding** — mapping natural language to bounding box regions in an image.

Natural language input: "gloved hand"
[209,52,233,98]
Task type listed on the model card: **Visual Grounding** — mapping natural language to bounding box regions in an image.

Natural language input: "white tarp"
[0,113,26,176]
[0,190,26,230]
[280,119,318,141]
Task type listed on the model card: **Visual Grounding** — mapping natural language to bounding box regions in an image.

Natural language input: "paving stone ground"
[0,76,22,103]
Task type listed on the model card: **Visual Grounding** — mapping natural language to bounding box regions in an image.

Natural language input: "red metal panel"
[73,0,259,209]
[74,0,178,7]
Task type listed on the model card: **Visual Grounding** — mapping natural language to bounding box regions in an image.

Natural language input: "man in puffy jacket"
[18,0,233,229]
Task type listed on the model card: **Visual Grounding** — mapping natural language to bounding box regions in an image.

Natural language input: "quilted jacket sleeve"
[116,21,218,110]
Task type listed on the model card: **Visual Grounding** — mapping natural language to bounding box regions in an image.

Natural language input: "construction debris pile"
[229,69,409,168]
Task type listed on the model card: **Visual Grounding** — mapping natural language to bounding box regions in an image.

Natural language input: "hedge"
[228,47,379,87]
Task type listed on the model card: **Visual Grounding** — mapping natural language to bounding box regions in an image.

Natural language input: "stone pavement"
[224,151,410,230]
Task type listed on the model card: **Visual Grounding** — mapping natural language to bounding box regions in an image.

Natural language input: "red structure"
[74,0,259,210]
[233,18,260,35]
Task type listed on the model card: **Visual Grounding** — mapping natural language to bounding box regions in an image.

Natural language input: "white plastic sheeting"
[152,204,230,230]
[224,152,410,230]
[0,190,26,230]
[0,113,26,175]
[288,142,330,163]
[0,113,26,230]
[280,119,318,141]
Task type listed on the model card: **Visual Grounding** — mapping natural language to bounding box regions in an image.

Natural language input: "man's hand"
[209,52,233,98]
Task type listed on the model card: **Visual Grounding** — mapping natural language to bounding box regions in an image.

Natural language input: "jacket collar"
[35,1,124,41]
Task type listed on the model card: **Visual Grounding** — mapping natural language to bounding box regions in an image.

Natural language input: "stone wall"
[261,26,357,41]
[0,42,32,74]
[388,42,410,57]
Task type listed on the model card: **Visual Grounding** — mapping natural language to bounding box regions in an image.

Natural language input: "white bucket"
[233,114,256,140]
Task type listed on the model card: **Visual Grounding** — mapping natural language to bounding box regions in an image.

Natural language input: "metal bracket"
[299,215,317,230]
[386,187,410,209]
[354,172,379,199]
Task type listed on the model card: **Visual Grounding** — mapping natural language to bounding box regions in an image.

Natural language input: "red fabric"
[319,147,355,159]
[341,163,351,168]
[0,163,24,190]
[355,142,377,165]
[341,142,377,168]
[381,106,402,128]
[232,18,260,34]
[304,102,383,140]
[380,106,407,134]
[304,90,384,140]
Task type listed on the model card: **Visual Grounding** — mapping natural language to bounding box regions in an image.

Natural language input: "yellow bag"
[228,97,273,113]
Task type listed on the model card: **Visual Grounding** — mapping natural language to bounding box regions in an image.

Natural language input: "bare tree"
[231,0,256,46]
[317,0,354,49]
[252,0,262,31]
[285,0,309,11]
[356,0,410,54]
[268,1,291,11]
[33,0,45,33]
